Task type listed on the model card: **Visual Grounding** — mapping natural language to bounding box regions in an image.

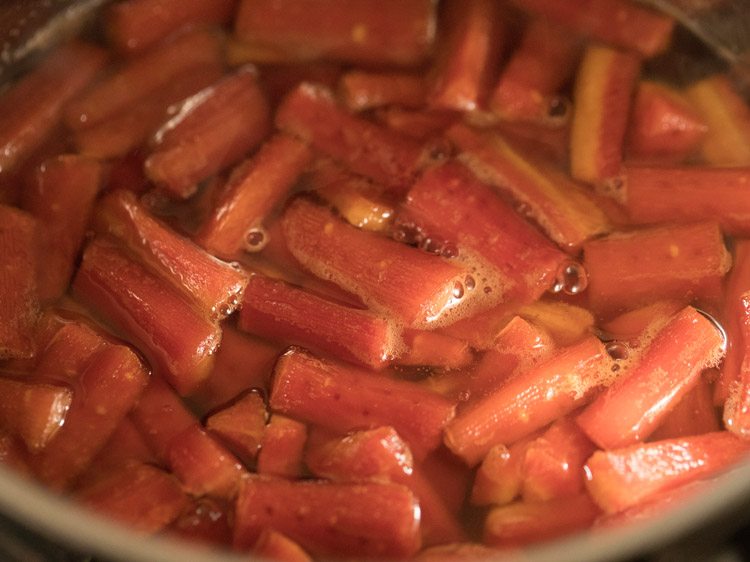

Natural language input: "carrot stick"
[339,71,426,112]
[624,166,750,236]
[584,431,750,513]
[168,497,232,546]
[444,336,611,466]
[94,190,249,320]
[269,348,455,459]
[649,373,720,441]
[105,0,237,54]
[397,331,473,370]
[233,476,422,559]
[146,67,272,198]
[511,0,674,58]
[0,41,106,172]
[281,197,470,328]
[724,291,750,438]
[275,83,430,193]
[239,272,399,369]
[582,221,731,317]
[206,390,267,466]
[256,415,308,478]
[22,155,104,302]
[234,0,436,67]
[73,239,221,395]
[253,528,313,562]
[444,125,611,251]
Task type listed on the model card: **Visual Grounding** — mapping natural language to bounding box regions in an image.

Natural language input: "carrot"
[256,415,308,478]
[269,348,455,459]
[168,497,232,546]
[649,373,720,441]
[339,71,426,112]
[724,291,750,438]
[253,529,313,562]
[205,390,267,466]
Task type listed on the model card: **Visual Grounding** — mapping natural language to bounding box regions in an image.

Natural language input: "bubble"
[441,243,459,259]
[605,341,629,361]
[483,286,492,294]
[465,275,476,290]
[244,227,268,252]
[550,261,588,295]
[452,282,464,299]
[392,221,423,246]
[546,96,570,120]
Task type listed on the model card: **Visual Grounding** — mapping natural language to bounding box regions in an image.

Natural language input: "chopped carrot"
[206,390,267,465]
[256,414,308,478]
[339,71,426,112]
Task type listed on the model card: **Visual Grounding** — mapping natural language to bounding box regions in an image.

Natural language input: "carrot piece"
[233,476,422,559]
[269,348,455,459]
[33,343,149,490]
[339,71,426,112]
[578,307,725,449]
[234,0,436,67]
[256,415,308,478]
[188,325,281,415]
[626,81,707,162]
[105,0,237,54]
[570,45,641,195]
[624,166,750,236]
[168,424,246,499]
[511,0,674,58]
[400,161,567,305]
[470,438,533,506]
[206,390,267,466]
[239,273,399,369]
[414,543,500,562]
[398,331,473,370]
[518,301,594,346]
[466,316,555,399]
[276,83,429,193]
[483,494,601,547]
[76,461,187,533]
[0,377,72,452]
[196,133,312,258]
[146,68,272,198]
[427,0,506,112]
[130,377,196,463]
[724,291,750,438]
[253,529,313,562]
[281,197,470,329]
[584,431,750,513]
[94,190,249,320]
[87,418,157,475]
[716,240,750,404]
[444,336,612,466]
[0,205,40,359]
[685,74,750,166]
[22,155,104,302]
[73,239,221,395]
[649,373,720,441]
[583,222,731,317]
[169,497,232,546]
[73,64,225,159]
[445,125,611,251]
[599,299,685,343]
[375,108,457,140]
[408,464,468,546]
[0,41,106,173]
[521,417,596,502]
[489,18,581,126]
[305,426,414,484]
[64,29,222,130]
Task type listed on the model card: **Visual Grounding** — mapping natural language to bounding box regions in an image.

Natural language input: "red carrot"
[256,415,308,478]
[87,418,157,475]
[94,190,249,320]
[471,441,524,506]
[583,221,731,317]
[33,343,149,490]
[22,155,104,302]
[64,29,222,130]
[650,373,720,441]
[169,497,232,546]
[0,41,106,172]
[234,0,436,67]
[375,108,457,140]
[584,432,750,513]
[483,494,601,547]
[724,292,750,438]
[624,166,750,236]
[339,71,426,112]
[253,529,313,562]
[446,123,611,251]
[276,83,429,193]
[73,239,221,395]
[0,377,72,453]
[233,476,422,559]
[282,197,470,328]
[444,336,611,466]
[239,272,398,369]
[197,133,312,258]
[76,461,187,534]
[106,0,237,54]
[270,348,455,459]
[577,306,725,449]
[511,0,674,58]
[0,205,40,359]
[206,390,267,466]
[427,0,506,112]
[146,67,272,198]
[398,331,473,370]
